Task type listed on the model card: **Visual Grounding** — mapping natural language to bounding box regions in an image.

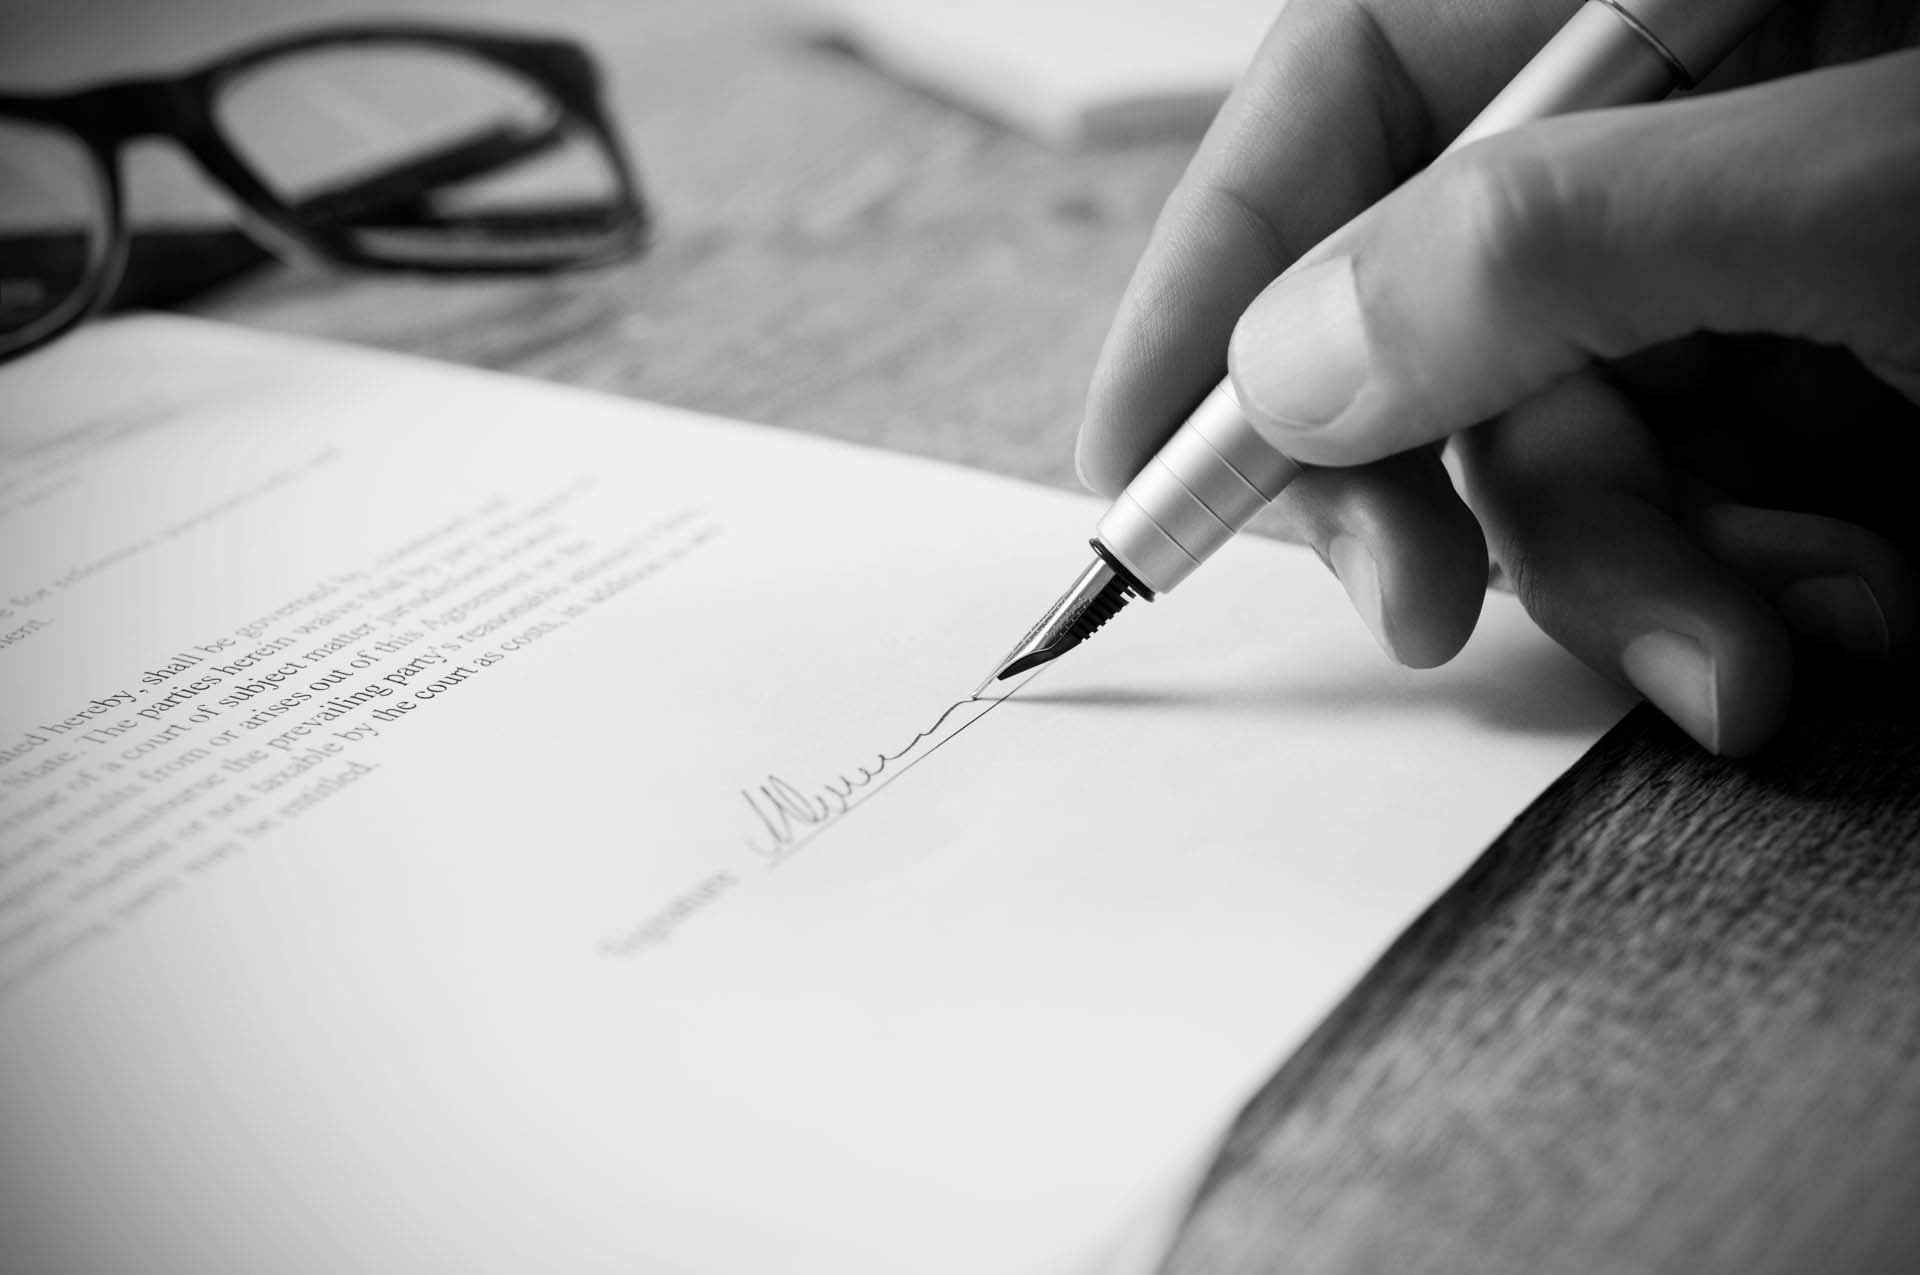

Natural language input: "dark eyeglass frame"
[0,23,649,361]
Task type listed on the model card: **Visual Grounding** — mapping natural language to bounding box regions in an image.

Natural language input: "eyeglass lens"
[0,118,110,353]
[214,42,631,266]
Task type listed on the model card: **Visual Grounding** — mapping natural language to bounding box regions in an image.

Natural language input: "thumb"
[1227,50,1920,467]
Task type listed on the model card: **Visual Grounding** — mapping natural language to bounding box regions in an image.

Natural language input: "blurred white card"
[0,317,1626,1274]
[813,0,1285,145]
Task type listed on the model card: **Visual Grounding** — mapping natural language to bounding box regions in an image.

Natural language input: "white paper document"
[812,0,1285,146]
[0,317,1628,1275]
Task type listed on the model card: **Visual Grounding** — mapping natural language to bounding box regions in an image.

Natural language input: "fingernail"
[1621,631,1719,753]
[1230,256,1370,435]
[1328,534,1399,664]
[1774,573,1889,660]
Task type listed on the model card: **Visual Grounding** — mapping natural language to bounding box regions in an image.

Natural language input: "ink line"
[743,669,1044,865]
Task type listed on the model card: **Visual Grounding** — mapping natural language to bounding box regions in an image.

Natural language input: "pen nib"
[972,550,1145,697]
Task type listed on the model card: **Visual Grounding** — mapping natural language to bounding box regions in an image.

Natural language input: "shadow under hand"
[1015,639,1625,738]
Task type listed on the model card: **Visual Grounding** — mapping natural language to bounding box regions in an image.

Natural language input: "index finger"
[1074,0,1577,496]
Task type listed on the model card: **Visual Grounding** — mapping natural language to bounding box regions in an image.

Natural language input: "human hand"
[1075,0,1920,755]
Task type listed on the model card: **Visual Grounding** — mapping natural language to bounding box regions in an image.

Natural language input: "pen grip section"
[1096,381,1301,595]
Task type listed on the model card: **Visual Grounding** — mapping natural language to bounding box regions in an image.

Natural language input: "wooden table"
[64,0,1920,1267]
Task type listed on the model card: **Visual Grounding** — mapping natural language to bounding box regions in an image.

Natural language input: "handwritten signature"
[739,696,992,860]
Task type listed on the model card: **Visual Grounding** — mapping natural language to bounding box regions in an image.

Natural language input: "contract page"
[0,317,1628,1275]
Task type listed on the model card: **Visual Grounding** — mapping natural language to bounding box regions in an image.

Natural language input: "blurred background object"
[0,22,645,359]
[813,0,1284,146]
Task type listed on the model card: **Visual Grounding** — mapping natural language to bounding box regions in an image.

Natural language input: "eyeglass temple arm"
[111,116,572,311]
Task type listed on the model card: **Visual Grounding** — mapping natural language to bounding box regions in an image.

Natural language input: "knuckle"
[1490,527,1580,648]
[1434,135,1579,315]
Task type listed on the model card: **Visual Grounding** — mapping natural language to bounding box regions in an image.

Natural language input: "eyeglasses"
[0,23,649,362]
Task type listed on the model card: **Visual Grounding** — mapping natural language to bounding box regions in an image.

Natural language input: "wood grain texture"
[44,0,1913,1267]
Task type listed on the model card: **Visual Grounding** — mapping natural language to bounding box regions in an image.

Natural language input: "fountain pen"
[975,0,1779,696]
